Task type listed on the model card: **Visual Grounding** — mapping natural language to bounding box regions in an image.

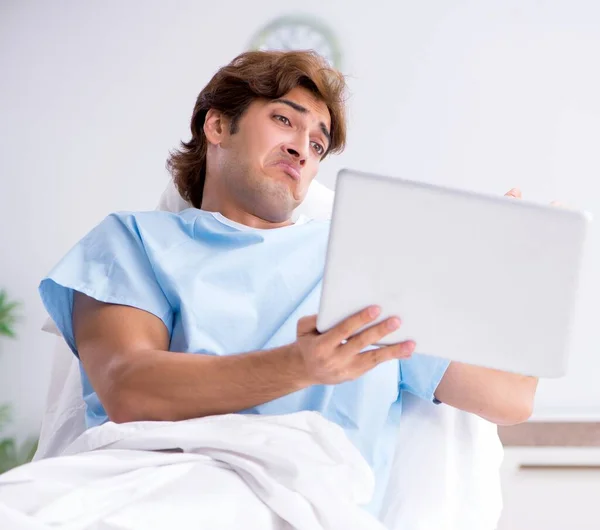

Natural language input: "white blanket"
[0,411,386,530]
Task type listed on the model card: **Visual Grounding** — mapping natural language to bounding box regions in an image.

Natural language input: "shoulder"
[86,209,204,256]
[102,209,197,230]
[299,217,330,233]
[93,208,206,237]
[282,218,330,248]
[307,218,331,242]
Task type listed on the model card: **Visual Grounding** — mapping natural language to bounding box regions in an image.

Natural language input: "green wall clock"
[249,15,342,69]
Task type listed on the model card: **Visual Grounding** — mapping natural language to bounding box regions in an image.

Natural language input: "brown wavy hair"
[166,50,348,208]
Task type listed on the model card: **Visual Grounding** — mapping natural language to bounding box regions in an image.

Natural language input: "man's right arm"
[72,292,413,423]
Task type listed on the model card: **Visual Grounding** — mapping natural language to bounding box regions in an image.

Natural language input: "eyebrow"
[271,98,331,149]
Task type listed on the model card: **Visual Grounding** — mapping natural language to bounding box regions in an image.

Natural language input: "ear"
[203,109,230,146]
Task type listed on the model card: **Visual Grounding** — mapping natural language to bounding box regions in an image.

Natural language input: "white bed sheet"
[0,411,385,530]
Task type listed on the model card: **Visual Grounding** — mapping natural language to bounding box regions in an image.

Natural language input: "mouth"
[274,161,301,181]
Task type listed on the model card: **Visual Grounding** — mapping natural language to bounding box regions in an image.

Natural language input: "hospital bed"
[1,180,504,530]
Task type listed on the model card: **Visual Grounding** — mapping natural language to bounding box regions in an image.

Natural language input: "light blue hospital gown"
[39,208,449,515]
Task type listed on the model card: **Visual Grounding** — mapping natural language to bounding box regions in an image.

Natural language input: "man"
[39,50,537,517]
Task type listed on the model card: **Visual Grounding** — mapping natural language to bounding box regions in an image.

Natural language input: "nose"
[282,140,308,166]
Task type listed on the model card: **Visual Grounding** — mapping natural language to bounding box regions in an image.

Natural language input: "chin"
[244,178,297,223]
[260,191,295,222]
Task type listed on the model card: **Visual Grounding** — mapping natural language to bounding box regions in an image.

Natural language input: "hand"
[293,306,415,385]
[504,187,564,207]
[505,187,522,199]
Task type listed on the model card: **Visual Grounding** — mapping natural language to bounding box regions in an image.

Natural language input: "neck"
[200,184,293,230]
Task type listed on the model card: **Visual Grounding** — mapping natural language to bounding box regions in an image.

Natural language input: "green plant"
[0,405,38,474]
[0,289,19,338]
[0,289,38,474]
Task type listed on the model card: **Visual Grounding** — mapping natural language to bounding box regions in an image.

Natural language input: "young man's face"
[205,86,332,223]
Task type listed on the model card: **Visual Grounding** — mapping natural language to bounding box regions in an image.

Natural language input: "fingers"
[504,188,568,209]
[505,189,567,208]
[324,305,382,346]
[341,316,402,354]
[352,342,416,373]
[505,188,522,199]
[297,315,318,336]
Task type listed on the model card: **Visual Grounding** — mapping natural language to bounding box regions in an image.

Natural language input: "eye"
[311,141,325,156]
[274,114,291,126]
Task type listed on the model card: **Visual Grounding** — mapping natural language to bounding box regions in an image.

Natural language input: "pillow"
[156,178,335,221]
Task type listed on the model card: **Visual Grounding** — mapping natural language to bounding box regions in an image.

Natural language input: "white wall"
[1,0,599,439]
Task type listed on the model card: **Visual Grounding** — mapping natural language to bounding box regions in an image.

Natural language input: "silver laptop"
[317,169,592,378]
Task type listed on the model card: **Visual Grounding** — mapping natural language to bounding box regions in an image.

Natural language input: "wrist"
[283,342,314,390]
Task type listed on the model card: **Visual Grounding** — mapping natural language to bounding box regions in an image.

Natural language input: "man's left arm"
[434,362,538,425]
[432,187,561,425]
